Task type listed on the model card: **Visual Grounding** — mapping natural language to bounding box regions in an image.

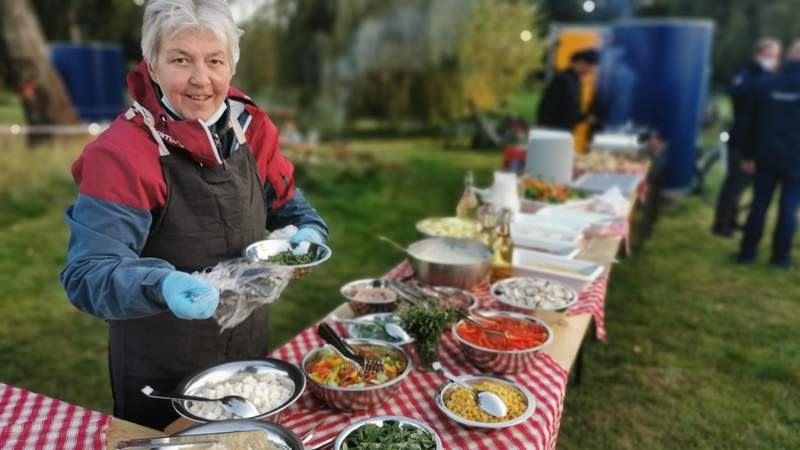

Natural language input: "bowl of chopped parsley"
[346,313,414,346]
[244,239,332,278]
[334,416,442,450]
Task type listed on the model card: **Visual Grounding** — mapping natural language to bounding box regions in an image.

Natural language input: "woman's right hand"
[161,272,219,320]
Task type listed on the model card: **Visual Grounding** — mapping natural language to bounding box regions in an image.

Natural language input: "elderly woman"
[60,0,327,429]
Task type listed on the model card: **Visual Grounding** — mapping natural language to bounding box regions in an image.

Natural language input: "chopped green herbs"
[265,250,316,265]
[342,421,436,450]
[353,315,404,342]
[397,304,458,369]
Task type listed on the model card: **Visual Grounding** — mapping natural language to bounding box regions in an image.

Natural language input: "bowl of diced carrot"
[451,310,553,374]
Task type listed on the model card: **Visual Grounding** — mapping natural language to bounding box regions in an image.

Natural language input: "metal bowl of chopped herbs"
[334,415,442,450]
[244,239,332,278]
[346,313,414,346]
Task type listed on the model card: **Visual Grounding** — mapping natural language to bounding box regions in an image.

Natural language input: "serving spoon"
[432,362,508,418]
[140,385,259,419]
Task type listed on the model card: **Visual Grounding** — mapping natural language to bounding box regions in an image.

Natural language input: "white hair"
[141,0,243,71]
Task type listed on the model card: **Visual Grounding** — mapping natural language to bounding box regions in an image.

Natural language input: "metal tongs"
[317,322,384,376]
[383,279,507,338]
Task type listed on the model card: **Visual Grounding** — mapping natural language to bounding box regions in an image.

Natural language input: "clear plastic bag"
[193,258,293,331]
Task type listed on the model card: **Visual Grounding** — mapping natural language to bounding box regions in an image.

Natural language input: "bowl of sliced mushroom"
[490,276,578,324]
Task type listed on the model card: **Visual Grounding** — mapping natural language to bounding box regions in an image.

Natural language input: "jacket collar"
[126,59,255,166]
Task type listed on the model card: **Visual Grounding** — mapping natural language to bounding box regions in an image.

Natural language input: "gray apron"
[109,108,269,429]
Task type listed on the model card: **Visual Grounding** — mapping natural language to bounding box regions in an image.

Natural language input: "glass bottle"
[490,209,513,282]
[478,205,496,246]
[456,171,480,220]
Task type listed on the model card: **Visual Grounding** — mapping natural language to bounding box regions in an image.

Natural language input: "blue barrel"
[50,43,125,122]
[596,20,714,191]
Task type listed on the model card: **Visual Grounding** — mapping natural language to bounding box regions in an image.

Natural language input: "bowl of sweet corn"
[433,374,536,430]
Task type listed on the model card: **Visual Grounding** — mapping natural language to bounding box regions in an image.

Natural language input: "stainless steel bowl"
[333,416,442,450]
[451,310,554,374]
[407,237,491,289]
[491,276,578,324]
[301,339,412,411]
[434,374,536,430]
[340,278,401,316]
[176,419,304,450]
[419,285,479,311]
[346,313,414,346]
[173,358,306,423]
[244,239,332,278]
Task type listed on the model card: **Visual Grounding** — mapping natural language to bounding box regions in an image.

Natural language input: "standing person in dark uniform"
[60,0,328,430]
[738,40,800,269]
[713,38,781,237]
[536,48,599,131]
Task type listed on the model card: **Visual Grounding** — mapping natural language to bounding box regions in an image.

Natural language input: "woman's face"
[149,27,233,122]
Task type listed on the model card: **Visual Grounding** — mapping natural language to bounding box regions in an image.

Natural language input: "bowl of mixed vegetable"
[520,177,587,205]
[244,239,332,278]
[434,374,536,430]
[333,416,442,450]
[301,339,412,411]
[451,310,553,374]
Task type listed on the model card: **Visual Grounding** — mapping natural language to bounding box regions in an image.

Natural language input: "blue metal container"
[50,43,125,122]
[596,20,714,191]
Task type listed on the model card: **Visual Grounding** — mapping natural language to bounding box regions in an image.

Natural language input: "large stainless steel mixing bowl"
[406,237,491,289]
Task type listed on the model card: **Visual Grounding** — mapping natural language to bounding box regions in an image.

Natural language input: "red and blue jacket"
[61,60,327,320]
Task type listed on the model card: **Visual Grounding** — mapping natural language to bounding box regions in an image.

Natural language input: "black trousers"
[713,145,752,233]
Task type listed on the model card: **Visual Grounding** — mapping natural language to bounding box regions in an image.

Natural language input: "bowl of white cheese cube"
[173,358,306,424]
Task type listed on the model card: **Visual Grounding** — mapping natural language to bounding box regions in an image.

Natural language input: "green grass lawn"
[0,136,797,449]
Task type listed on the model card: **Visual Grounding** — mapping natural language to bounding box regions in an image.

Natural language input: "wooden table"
[106,418,164,449]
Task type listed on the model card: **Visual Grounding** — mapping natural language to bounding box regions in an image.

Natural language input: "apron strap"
[229,113,248,146]
[125,101,171,157]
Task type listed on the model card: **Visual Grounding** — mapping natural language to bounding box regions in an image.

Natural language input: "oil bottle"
[490,208,513,282]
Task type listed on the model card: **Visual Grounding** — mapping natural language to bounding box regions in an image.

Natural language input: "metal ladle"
[432,362,508,418]
[140,385,260,419]
[378,235,413,258]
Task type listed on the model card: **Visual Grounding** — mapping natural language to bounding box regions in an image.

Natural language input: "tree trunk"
[1,0,80,130]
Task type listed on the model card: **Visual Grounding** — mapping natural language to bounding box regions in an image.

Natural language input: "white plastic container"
[526,128,574,184]
[512,249,604,292]
[510,222,584,247]
[513,212,587,236]
[511,239,580,258]
[534,207,617,235]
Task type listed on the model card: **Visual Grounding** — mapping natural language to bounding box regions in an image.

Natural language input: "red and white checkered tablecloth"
[566,275,609,342]
[385,261,609,342]
[0,383,112,450]
[271,261,569,450]
[271,328,567,450]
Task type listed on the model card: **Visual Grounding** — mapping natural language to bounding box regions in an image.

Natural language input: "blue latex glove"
[289,227,324,245]
[161,272,219,320]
